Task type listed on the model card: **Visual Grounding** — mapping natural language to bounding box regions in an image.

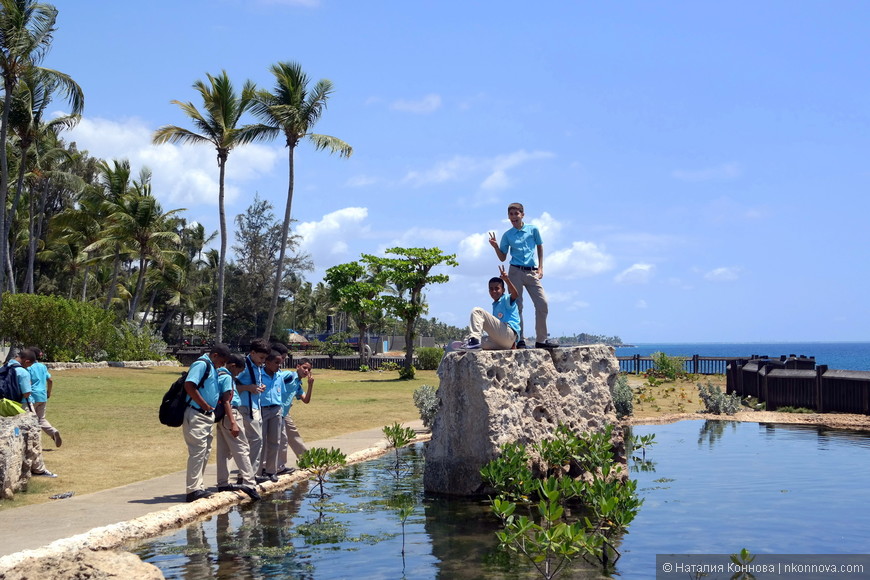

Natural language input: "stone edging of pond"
[0,433,431,577]
[45,360,180,371]
[625,410,870,432]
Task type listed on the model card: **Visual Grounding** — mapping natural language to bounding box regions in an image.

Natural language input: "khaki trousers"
[215,408,256,487]
[279,413,308,470]
[508,265,549,342]
[27,409,47,474]
[182,406,214,493]
[33,402,59,440]
[469,307,517,350]
[237,406,262,474]
[260,405,283,475]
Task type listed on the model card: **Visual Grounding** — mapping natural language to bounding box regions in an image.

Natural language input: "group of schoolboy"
[8,347,62,478]
[458,202,560,351]
[182,338,314,503]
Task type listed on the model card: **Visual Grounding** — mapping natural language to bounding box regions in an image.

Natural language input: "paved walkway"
[0,421,424,559]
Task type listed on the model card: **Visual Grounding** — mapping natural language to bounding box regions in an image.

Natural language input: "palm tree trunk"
[127,255,148,322]
[216,155,228,343]
[0,83,13,303]
[263,146,296,340]
[105,247,121,309]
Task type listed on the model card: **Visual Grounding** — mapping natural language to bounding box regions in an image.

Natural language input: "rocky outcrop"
[0,549,164,579]
[0,413,41,499]
[423,345,621,495]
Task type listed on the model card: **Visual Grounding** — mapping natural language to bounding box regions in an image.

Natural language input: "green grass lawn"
[1,366,437,510]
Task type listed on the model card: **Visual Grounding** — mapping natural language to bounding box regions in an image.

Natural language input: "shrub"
[398,365,416,380]
[611,374,633,418]
[697,382,741,415]
[413,384,439,428]
[647,351,688,381]
[416,346,444,370]
[0,293,166,361]
[380,361,400,372]
[359,365,370,372]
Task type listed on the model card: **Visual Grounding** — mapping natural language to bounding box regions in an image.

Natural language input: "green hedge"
[0,293,167,362]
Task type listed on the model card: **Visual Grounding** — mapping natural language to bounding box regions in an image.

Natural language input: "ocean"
[613,342,870,372]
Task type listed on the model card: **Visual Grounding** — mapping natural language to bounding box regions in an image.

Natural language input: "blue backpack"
[0,363,24,404]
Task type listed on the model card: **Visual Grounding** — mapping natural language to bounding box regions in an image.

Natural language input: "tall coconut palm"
[0,0,82,301]
[153,70,269,343]
[251,61,353,340]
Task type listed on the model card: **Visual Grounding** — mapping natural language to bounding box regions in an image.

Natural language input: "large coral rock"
[423,345,621,495]
[0,413,41,499]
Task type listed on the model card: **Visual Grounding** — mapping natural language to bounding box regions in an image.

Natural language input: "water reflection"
[138,422,870,580]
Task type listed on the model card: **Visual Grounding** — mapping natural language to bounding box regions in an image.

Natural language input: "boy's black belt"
[511,264,537,271]
[262,404,281,409]
[190,405,213,415]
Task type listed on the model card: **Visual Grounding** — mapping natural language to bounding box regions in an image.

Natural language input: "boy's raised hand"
[498,264,509,280]
[488,231,499,249]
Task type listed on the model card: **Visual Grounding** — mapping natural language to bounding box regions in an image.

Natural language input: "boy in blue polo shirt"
[28,347,61,448]
[215,353,260,501]
[458,266,521,350]
[235,338,270,477]
[276,357,315,475]
[10,348,56,477]
[182,343,230,502]
[258,350,286,482]
[489,202,559,349]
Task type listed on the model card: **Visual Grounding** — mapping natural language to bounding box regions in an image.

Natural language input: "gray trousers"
[215,408,256,487]
[508,265,549,342]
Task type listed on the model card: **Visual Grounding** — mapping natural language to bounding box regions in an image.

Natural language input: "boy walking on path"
[457,266,521,350]
[183,343,230,502]
[28,347,61,448]
[215,353,260,501]
[277,358,315,475]
[10,348,57,477]
[489,202,559,349]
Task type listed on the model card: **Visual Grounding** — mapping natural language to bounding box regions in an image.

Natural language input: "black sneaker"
[535,339,560,349]
[462,337,481,350]
[186,489,213,502]
[32,469,58,478]
[217,484,238,493]
[516,340,527,349]
[237,485,261,501]
[276,466,296,476]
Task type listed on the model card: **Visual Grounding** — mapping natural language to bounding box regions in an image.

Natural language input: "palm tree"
[0,0,82,300]
[97,170,183,322]
[251,61,353,340]
[153,70,269,343]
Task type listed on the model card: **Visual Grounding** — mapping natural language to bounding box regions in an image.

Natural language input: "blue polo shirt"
[282,371,305,416]
[216,368,236,407]
[235,355,263,410]
[185,355,220,410]
[9,360,32,404]
[492,294,521,336]
[259,368,284,407]
[499,223,542,268]
[28,362,51,403]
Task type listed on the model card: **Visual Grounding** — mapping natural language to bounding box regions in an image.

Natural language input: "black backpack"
[159,362,211,427]
[0,363,24,404]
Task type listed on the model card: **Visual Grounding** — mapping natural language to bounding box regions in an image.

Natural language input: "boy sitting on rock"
[456,265,520,350]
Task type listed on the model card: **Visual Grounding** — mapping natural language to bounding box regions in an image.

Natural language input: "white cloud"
[704,266,741,281]
[546,241,614,279]
[672,162,742,182]
[635,299,648,309]
[401,149,554,192]
[529,211,562,243]
[296,207,371,266]
[66,116,279,208]
[390,94,442,114]
[614,263,654,284]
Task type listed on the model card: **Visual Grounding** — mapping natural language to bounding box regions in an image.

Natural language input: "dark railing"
[617,354,745,375]
[727,358,870,415]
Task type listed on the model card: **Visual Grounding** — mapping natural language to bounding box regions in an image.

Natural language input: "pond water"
[134,420,870,579]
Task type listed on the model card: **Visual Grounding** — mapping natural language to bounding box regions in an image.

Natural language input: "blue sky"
[46,1,870,343]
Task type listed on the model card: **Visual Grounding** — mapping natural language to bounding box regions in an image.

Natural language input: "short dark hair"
[297,357,312,367]
[17,348,37,363]
[507,202,524,213]
[271,342,288,355]
[488,277,505,289]
[249,338,270,354]
[27,346,43,360]
[211,343,231,358]
[266,350,283,363]
[227,353,246,368]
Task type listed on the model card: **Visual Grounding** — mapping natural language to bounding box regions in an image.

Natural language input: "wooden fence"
[726,359,870,415]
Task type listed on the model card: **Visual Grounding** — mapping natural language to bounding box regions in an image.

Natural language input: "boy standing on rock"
[489,202,559,349]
